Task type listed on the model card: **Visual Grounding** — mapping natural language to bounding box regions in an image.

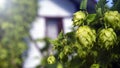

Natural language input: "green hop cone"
[76,26,96,49]
[98,28,117,50]
[47,55,56,64]
[104,11,120,30]
[73,11,87,26]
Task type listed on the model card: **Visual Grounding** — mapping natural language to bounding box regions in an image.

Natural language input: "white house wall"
[23,42,42,68]
[24,0,75,68]
[23,18,46,68]
[30,17,46,49]
[30,17,46,40]
[63,18,73,33]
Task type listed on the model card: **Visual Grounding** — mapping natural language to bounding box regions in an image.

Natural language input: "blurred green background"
[0,0,37,68]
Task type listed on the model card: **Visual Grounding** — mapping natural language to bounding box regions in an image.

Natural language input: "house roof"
[69,0,97,3]
[67,0,97,13]
[38,0,96,17]
[38,0,76,17]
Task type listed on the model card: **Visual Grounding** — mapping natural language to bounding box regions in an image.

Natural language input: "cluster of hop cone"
[47,10,120,66]
[74,11,119,50]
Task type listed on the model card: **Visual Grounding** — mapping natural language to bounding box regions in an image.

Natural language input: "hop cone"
[47,55,56,64]
[104,11,120,30]
[76,26,96,49]
[98,28,117,50]
[73,11,86,26]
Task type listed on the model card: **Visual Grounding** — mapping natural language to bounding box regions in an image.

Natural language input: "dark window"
[45,18,63,39]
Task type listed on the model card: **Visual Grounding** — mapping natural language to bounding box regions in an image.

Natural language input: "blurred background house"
[23,0,97,68]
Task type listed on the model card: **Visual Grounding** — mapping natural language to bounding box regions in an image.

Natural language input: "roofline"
[92,0,97,4]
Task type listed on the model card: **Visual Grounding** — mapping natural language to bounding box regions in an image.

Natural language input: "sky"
[96,0,113,7]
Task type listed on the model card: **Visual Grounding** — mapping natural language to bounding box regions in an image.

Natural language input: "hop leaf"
[90,64,100,68]
[104,11,120,30]
[73,11,87,26]
[59,52,68,62]
[98,28,117,50]
[63,46,72,55]
[77,48,87,58]
[75,26,96,49]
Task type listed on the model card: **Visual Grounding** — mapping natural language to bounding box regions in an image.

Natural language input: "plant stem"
[80,0,88,10]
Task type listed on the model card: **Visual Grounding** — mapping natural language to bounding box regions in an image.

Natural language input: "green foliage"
[0,0,37,68]
[48,0,120,68]
[111,0,120,12]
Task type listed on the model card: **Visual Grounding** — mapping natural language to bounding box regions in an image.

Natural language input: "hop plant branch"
[80,0,88,11]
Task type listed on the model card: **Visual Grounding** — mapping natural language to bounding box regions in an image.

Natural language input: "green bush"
[0,0,37,68]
